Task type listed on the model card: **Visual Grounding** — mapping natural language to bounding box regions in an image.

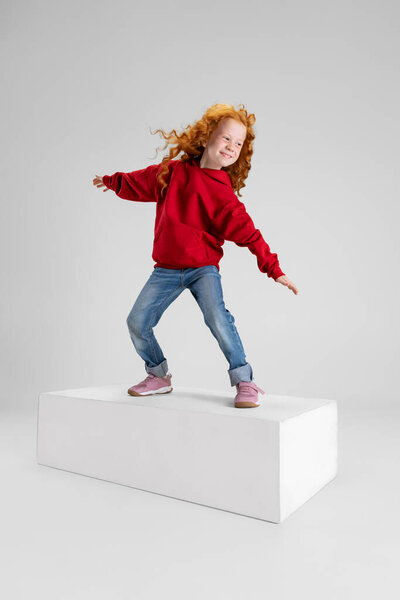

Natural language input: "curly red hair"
[149,103,256,199]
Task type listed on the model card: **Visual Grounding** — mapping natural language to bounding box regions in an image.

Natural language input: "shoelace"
[145,373,169,381]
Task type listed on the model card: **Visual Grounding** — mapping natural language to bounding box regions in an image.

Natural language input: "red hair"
[149,103,256,199]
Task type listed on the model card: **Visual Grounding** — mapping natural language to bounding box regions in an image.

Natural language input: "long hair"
[149,103,256,199]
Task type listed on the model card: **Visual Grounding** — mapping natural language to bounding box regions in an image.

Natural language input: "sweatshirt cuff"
[102,175,112,189]
[271,266,285,281]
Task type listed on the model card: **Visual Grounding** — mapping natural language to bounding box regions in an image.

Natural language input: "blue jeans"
[126,266,254,386]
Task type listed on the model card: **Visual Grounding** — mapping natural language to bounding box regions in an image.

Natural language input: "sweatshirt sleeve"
[213,195,285,281]
[102,163,161,202]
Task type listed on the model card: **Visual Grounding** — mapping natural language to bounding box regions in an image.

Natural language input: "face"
[200,117,247,170]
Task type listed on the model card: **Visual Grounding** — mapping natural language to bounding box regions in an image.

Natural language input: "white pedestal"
[36,385,337,523]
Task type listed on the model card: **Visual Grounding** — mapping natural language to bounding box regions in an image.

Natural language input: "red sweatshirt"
[102,157,285,280]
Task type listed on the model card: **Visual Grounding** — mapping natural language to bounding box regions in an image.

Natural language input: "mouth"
[221,152,232,159]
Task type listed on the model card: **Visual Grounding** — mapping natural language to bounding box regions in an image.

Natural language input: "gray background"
[1,2,399,598]
[1,0,399,408]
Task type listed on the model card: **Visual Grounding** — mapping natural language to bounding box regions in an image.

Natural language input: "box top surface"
[41,385,336,422]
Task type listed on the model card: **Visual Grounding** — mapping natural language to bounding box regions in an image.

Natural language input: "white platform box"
[36,385,337,523]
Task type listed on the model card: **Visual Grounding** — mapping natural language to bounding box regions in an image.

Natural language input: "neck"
[198,155,221,170]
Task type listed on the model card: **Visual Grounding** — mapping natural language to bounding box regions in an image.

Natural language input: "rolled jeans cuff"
[228,362,253,386]
[146,359,169,378]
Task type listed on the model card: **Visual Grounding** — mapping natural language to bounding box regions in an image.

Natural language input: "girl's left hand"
[276,275,299,295]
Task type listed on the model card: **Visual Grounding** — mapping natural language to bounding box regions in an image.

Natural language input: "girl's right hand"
[92,174,109,191]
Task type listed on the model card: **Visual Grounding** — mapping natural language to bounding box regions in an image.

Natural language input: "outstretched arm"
[92,163,161,202]
[214,195,299,294]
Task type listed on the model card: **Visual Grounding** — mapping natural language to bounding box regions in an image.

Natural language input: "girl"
[93,103,298,408]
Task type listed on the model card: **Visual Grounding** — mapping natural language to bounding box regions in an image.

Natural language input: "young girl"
[93,103,298,409]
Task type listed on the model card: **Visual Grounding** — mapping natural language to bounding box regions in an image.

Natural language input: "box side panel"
[280,402,338,521]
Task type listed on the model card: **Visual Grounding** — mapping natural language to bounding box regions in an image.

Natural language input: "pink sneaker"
[234,381,265,408]
[127,372,173,396]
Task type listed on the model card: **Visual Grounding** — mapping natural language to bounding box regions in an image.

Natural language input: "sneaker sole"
[234,401,260,408]
[127,386,173,397]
